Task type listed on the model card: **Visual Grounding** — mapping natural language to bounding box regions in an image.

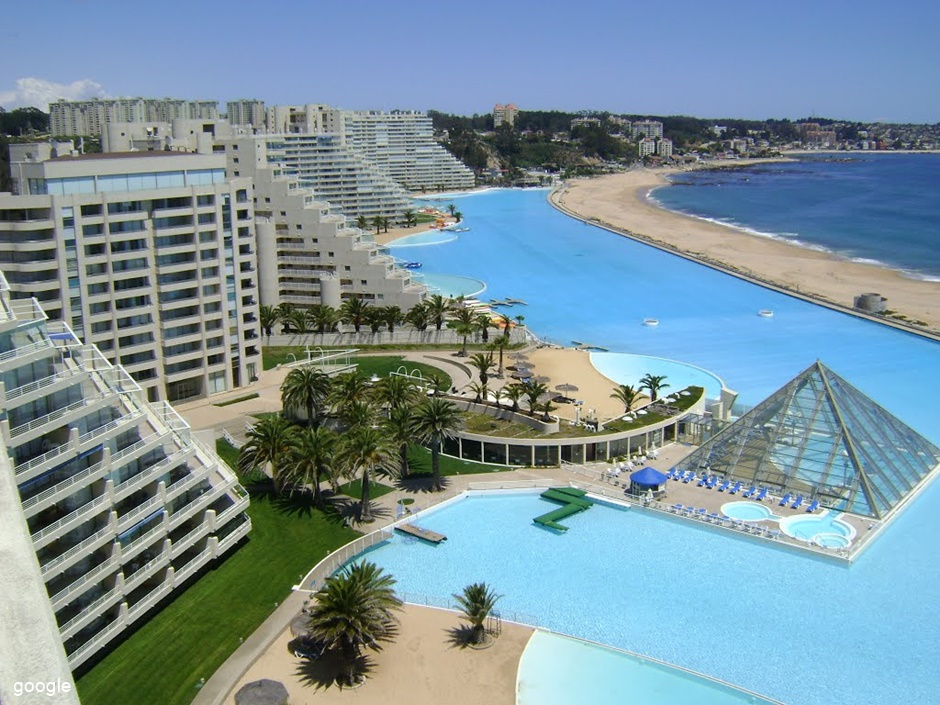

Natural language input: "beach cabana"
[629,466,669,495]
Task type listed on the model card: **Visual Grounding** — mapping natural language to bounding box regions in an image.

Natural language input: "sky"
[2,0,938,124]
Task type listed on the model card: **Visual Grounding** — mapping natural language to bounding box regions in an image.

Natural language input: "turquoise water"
[387,229,458,247]
[390,188,940,440]
[518,631,779,705]
[720,501,776,522]
[780,511,855,543]
[591,352,724,401]
[361,489,940,705]
[415,272,486,298]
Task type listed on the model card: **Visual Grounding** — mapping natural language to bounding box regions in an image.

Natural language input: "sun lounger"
[682,471,695,484]
[743,485,757,498]
[670,503,683,513]
[778,493,792,506]
[791,495,804,510]
[666,468,677,480]
[708,512,720,522]
[696,508,707,518]
[717,480,731,492]
[697,475,708,487]
[729,481,743,495]
[671,468,682,481]
[706,475,718,489]
[755,487,768,501]
[805,499,819,513]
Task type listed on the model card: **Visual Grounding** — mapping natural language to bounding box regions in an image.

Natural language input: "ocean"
[652,153,940,281]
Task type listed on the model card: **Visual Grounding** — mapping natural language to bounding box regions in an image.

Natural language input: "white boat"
[643,318,659,327]
[759,310,774,318]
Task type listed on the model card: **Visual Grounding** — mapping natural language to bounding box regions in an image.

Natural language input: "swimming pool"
[720,501,777,522]
[386,229,458,247]
[415,272,486,298]
[591,352,725,401]
[358,488,940,705]
[780,511,856,546]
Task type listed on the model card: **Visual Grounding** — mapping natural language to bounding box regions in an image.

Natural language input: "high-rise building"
[632,120,664,140]
[226,99,266,128]
[638,137,658,158]
[339,110,475,192]
[2,144,261,402]
[493,103,519,128]
[49,98,219,137]
[657,138,674,158]
[0,270,251,671]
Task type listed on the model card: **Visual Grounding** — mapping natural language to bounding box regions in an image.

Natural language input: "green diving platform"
[534,487,594,531]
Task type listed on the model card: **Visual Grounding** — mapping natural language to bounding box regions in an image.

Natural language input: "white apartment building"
[265,104,342,135]
[657,138,674,158]
[1,145,261,403]
[632,119,664,140]
[339,110,475,192]
[0,270,251,671]
[638,137,658,158]
[226,99,266,128]
[571,117,602,130]
[493,103,519,128]
[229,143,427,311]
[50,98,219,137]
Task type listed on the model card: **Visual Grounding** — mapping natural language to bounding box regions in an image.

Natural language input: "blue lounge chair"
[671,503,683,513]
[791,495,804,510]
[743,485,757,498]
[666,468,676,480]
[671,468,683,481]
[682,471,695,484]
[755,487,768,501]
[729,481,743,495]
[717,480,731,492]
[805,499,820,513]
[696,508,708,519]
[708,512,720,522]
[706,475,718,489]
[778,493,792,506]
[697,475,708,487]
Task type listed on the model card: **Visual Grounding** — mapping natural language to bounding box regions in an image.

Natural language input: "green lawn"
[407,444,508,476]
[336,478,396,500]
[75,441,360,705]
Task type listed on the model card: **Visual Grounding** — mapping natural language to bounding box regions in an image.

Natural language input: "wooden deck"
[395,523,447,544]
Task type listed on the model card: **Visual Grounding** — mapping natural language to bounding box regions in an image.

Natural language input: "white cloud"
[0,77,108,110]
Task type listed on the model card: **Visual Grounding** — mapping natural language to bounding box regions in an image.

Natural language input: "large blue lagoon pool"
[389,189,940,440]
[359,489,940,705]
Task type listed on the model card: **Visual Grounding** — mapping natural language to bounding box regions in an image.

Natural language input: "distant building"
[493,103,519,128]
[226,99,266,128]
[571,117,602,130]
[727,138,749,154]
[638,137,658,158]
[50,98,219,137]
[712,125,728,137]
[656,138,673,158]
[633,120,664,140]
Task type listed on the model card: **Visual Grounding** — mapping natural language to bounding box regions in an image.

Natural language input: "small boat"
[759,309,774,318]
[402,262,422,269]
[643,318,659,327]
[452,227,470,232]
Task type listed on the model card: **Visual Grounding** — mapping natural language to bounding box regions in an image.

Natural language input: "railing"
[41,526,115,576]
[170,523,208,559]
[217,518,252,553]
[31,494,112,546]
[59,585,123,638]
[10,394,107,439]
[173,545,214,586]
[220,427,244,449]
[120,524,167,563]
[298,530,394,593]
[123,552,170,593]
[50,554,120,609]
[0,337,52,364]
[126,582,173,623]
[67,617,124,668]
[113,447,193,501]
[116,495,164,533]
[467,479,556,491]
[21,460,110,515]
[396,590,540,627]
[4,368,84,402]
[214,496,250,528]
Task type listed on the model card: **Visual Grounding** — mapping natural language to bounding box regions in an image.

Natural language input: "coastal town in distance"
[1,96,939,705]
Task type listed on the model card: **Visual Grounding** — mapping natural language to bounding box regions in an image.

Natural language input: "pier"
[395,523,447,544]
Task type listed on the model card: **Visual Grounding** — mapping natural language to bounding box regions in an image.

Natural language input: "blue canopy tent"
[628,466,669,496]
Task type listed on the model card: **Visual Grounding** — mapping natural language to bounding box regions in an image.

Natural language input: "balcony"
[9,393,111,445]
[123,549,170,594]
[67,615,125,669]
[125,581,173,625]
[21,457,111,519]
[59,585,124,641]
[216,516,252,554]
[113,447,194,503]
[0,337,55,370]
[50,553,121,611]
[3,368,90,409]
[41,525,116,577]
[31,494,113,550]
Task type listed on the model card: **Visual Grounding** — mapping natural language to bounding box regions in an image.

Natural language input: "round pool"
[387,230,458,247]
[779,511,856,546]
[590,352,725,402]
[720,501,777,522]
[418,272,486,298]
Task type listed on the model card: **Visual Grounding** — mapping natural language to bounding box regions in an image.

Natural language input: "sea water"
[393,183,940,440]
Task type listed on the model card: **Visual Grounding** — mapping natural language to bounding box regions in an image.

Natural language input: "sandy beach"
[553,168,940,333]
[226,604,532,705]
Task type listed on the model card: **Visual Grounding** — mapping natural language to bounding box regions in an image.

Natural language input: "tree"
[384,405,414,479]
[520,381,548,416]
[497,313,513,340]
[412,398,462,491]
[281,366,332,429]
[447,203,457,216]
[475,312,493,343]
[342,426,393,522]
[381,216,390,233]
[329,372,372,419]
[305,561,403,686]
[425,294,450,331]
[381,306,403,333]
[259,304,278,340]
[610,384,642,413]
[639,374,669,402]
[341,297,370,333]
[370,215,383,235]
[374,374,419,411]
[453,210,463,223]
[448,319,476,356]
[310,304,340,333]
[488,336,509,378]
[284,426,336,507]
[366,308,383,334]
[285,308,310,334]
[356,215,368,231]
[453,582,502,646]
[402,209,417,228]
[468,352,496,401]
[405,302,431,331]
[502,383,526,412]
[238,415,298,495]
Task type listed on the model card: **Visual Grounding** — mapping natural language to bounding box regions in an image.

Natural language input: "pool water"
[386,229,458,246]
[414,272,486,298]
[518,631,779,705]
[720,501,777,522]
[591,352,725,401]
[780,511,856,544]
[359,489,940,705]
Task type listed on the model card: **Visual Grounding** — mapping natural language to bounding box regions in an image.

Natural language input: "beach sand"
[226,604,532,705]
[553,168,940,332]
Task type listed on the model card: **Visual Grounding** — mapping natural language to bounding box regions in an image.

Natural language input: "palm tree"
[259,304,279,340]
[381,306,403,333]
[412,397,462,491]
[340,297,370,333]
[448,319,476,356]
[285,308,310,334]
[305,561,403,686]
[425,294,450,331]
[370,215,383,235]
[468,352,495,401]
[467,381,485,403]
[339,398,378,430]
[310,304,340,333]
[374,374,419,411]
[610,384,643,413]
[521,380,549,416]
[402,209,417,227]
[405,302,431,331]
[284,426,336,507]
[453,210,463,223]
[380,216,390,233]
[238,415,298,495]
[453,582,502,646]
[329,372,372,410]
[281,366,332,428]
[384,405,414,479]
[276,302,295,333]
[366,308,384,334]
[534,399,556,422]
[488,337,509,378]
[446,203,457,216]
[639,374,670,402]
[502,383,525,412]
[356,214,368,231]
[342,426,393,522]
[475,312,493,343]
[497,313,513,341]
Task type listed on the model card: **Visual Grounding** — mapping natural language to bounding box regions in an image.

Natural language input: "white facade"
[493,103,519,127]
[0,270,250,671]
[2,149,261,402]
[226,99,266,128]
[50,98,219,137]
[633,120,664,139]
[638,137,658,158]
[657,138,674,158]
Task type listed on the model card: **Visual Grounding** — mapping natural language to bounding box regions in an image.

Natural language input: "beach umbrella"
[290,612,311,639]
[555,382,579,394]
[510,370,532,380]
[235,679,290,705]
[534,375,551,384]
[510,352,530,361]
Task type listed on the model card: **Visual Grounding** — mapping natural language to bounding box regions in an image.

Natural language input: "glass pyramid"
[673,361,940,519]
